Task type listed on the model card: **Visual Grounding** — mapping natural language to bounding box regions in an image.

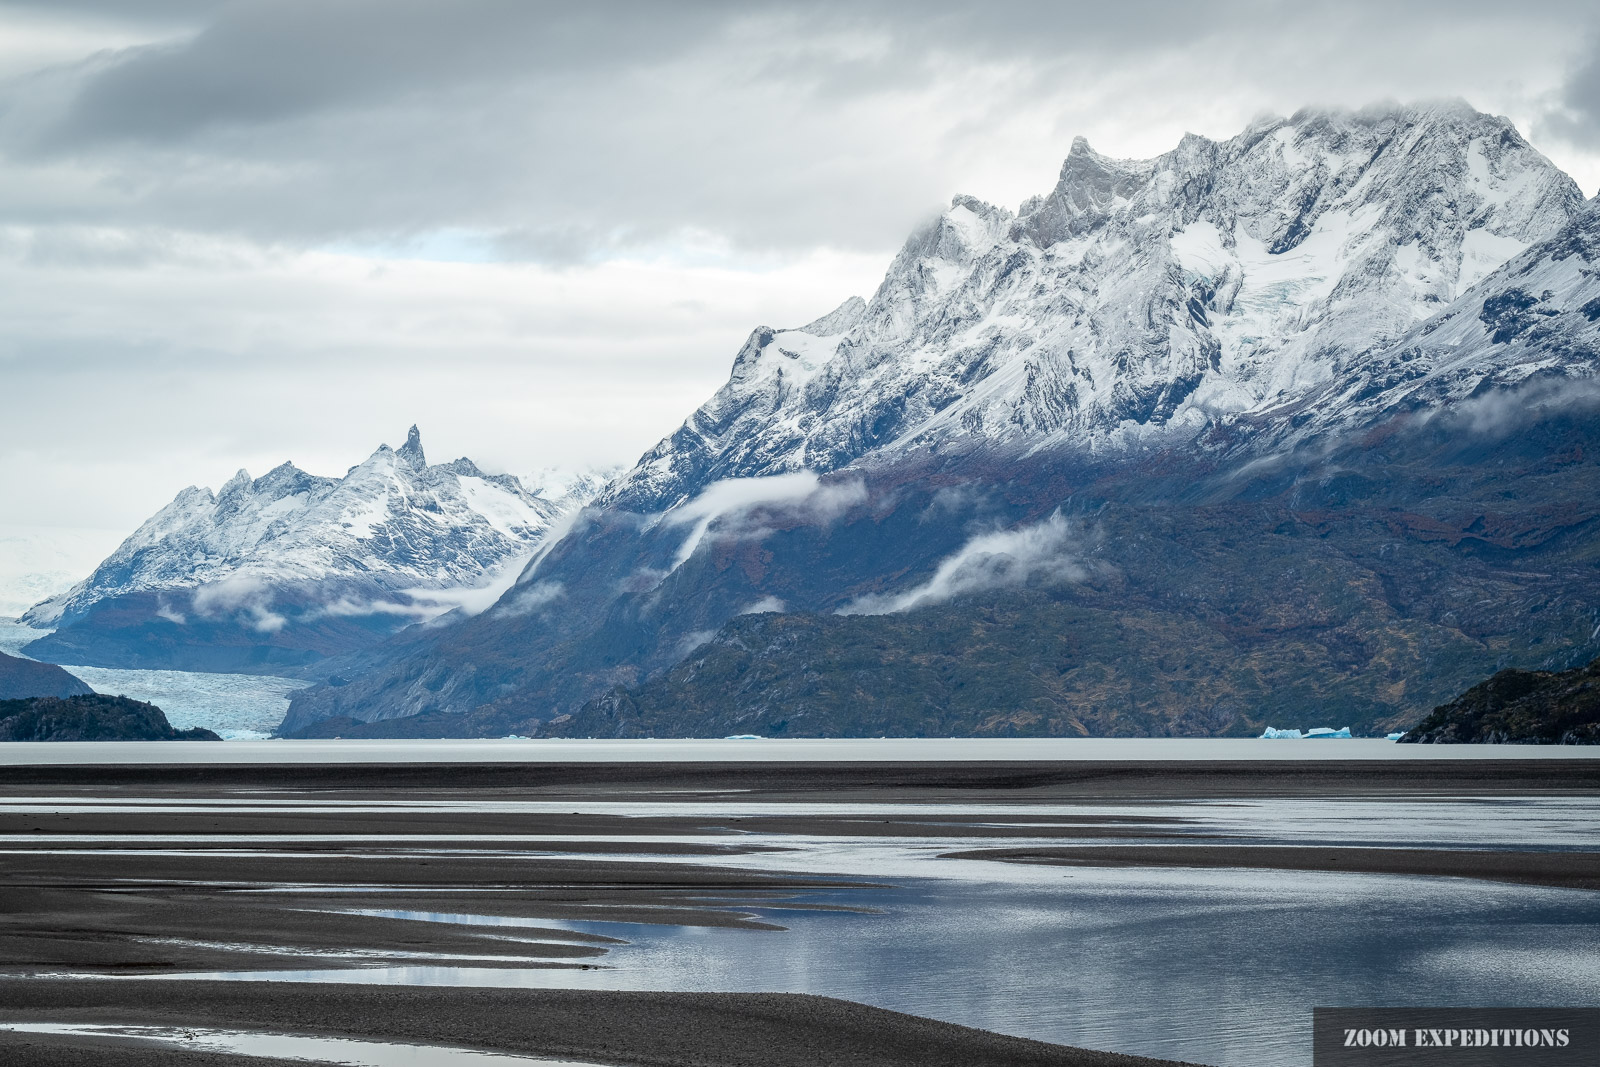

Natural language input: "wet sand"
[0,982,1197,1066]
[1,757,1594,1065]
[942,844,1600,891]
[5,757,1600,796]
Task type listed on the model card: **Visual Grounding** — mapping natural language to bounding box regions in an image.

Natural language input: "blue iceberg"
[1259,726,1355,739]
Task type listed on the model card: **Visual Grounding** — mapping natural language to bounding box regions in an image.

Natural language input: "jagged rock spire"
[397,425,426,469]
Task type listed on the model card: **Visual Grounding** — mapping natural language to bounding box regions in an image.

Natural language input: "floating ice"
[1260,726,1355,739]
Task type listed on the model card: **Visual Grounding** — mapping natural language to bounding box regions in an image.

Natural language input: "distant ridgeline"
[19,427,584,675]
[274,103,1600,741]
[1402,655,1600,744]
[0,694,220,742]
[0,651,92,701]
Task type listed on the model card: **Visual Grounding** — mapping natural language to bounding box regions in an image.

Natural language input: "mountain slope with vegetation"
[0,695,220,741]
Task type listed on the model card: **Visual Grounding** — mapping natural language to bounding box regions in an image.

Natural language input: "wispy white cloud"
[661,471,867,569]
[673,628,719,658]
[493,579,565,618]
[153,597,185,625]
[1423,374,1600,436]
[190,575,285,632]
[841,510,1087,615]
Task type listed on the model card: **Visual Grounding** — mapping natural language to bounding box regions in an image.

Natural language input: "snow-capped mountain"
[606,101,1584,512]
[26,427,562,628]
[280,103,1600,738]
[519,464,627,510]
[18,428,612,673]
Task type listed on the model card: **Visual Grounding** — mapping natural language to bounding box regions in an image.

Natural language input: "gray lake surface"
[7,737,1600,763]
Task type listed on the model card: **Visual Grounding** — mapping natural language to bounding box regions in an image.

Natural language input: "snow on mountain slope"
[1278,192,1600,427]
[519,464,627,509]
[24,427,568,627]
[604,102,1585,512]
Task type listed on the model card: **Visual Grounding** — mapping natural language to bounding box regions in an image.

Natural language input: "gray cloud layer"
[4,1,1598,260]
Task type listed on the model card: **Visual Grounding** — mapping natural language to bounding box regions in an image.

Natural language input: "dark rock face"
[0,694,220,741]
[282,397,1600,740]
[1400,656,1600,744]
[0,652,92,700]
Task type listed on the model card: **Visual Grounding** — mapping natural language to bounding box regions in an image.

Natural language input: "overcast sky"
[3,0,1600,593]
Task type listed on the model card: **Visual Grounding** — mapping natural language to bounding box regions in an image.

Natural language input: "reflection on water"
[0,1022,606,1066]
[119,864,1600,1067]
[3,795,1598,850]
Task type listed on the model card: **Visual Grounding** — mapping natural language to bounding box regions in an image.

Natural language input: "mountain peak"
[22,427,584,630]
[799,296,867,337]
[397,425,426,469]
[598,101,1587,515]
[218,469,253,497]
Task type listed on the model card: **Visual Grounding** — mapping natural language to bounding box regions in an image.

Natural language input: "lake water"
[3,735,1598,764]
[13,789,1595,1067]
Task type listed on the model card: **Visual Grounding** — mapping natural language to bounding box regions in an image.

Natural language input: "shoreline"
[6,736,1600,766]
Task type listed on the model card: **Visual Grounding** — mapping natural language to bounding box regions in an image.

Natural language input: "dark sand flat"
[5,757,1600,798]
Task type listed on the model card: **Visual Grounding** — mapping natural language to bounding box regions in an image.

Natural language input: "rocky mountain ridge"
[0,694,220,742]
[26,426,562,629]
[0,651,92,701]
[604,101,1585,514]
[21,427,593,672]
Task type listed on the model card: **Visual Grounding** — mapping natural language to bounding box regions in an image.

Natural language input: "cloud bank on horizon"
[2,0,1599,597]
